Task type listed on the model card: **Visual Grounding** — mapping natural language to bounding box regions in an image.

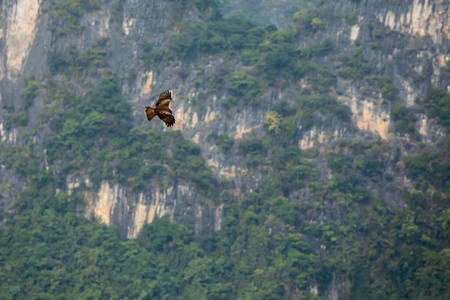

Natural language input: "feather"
[145,106,156,121]
[144,90,176,128]
[155,90,172,108]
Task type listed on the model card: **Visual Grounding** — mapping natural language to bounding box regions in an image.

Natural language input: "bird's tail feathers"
[145,106,156,121]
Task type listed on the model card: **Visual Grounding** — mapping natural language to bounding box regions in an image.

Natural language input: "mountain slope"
[0,0,449,298]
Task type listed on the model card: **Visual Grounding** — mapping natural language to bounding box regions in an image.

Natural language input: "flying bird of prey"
[145,90,176,127]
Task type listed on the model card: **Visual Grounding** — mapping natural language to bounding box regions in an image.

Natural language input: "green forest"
[0,0,449,299]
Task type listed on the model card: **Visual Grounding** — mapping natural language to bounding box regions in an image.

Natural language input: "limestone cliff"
[0,0,40,81]
[80,179,223,239]
[0,0,448,244]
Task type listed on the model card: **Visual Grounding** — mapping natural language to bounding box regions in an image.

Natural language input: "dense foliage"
[142,11,333,86]
[404,139,450,194]
[49,0,101,35]
[219,0,319,28]
[424,87,450,130]
[0,174,202,299]
[3,133,448,299]
[1,0,449,299]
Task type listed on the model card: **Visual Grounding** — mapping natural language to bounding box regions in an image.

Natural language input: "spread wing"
[157,108,176,127]
[155,90,172,108]
[145,107,156,121]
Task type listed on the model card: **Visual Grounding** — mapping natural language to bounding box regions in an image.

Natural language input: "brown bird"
[145,90,176,127]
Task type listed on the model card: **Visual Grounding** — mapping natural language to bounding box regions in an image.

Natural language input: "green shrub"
[294,61,317,78]
[273,100,295,117]
[370,42,381,50]
[327,153,353,174]
[226,71,261,104]
[171,33,196,57]
[256,29,299,79]
[216,134,234,152]
[311,17,325,30]
[293,8,319,33]
[404,143,450,193]
[208,65,231,91]
[240,49,260,65]
[23,77,40,106]
[299,38,334,59]
[239,138,265,156]
[207,132,234,152]
[309,68,337,93]
[48,53,70,75]
[5,110,29,129]
[296,95,352,128]
[391,102,417,135]
[49,44,107,79]
[344,13,357,25]
[424,88,450,129]
[261,42,296,72]
[356,155,383,179]
[49,0,100,35]
[336,47,372,79]
[238,138,266,167]
[142,42,174,66]
[376,76,397,101]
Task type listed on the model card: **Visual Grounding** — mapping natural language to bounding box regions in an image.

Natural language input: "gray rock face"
[0,0,448,243]
[78,178,224,239]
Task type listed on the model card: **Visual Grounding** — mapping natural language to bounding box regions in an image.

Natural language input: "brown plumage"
[145,90,176,127]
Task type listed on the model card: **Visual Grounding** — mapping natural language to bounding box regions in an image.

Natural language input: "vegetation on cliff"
[0,0,449,299]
